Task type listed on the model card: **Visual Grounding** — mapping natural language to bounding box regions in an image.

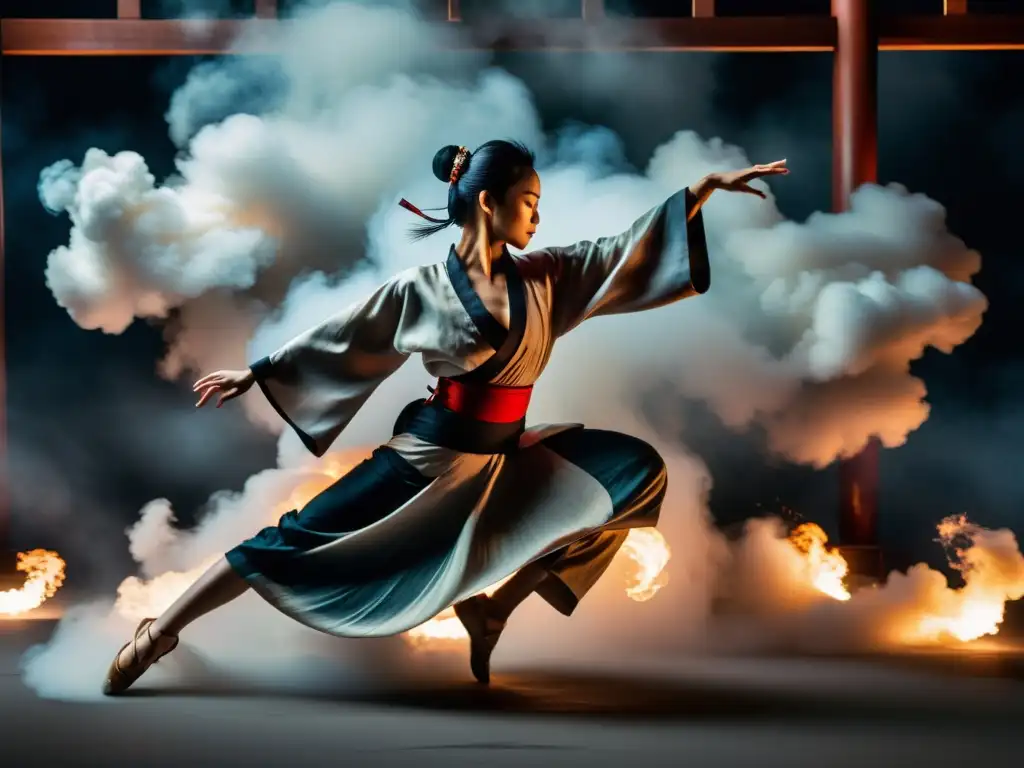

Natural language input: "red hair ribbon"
[399,146,469,223]
[398,198,448,224]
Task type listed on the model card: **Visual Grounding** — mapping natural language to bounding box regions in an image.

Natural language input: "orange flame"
[908,515,1024,643]
[787,523,851,602]
[787,516,1024,645]
[0,549,67,617]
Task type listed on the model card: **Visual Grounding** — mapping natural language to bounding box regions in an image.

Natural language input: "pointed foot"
[453,595,506,685]
[102,618,179,697]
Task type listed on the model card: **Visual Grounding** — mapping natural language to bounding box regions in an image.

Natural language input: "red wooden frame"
[1,1,1018,572]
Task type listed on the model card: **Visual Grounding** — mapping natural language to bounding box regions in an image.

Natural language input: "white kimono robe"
[226,187,709,637]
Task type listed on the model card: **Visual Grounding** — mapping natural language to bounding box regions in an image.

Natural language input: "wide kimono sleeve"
[248,272,424,457]
[538,187,710,337]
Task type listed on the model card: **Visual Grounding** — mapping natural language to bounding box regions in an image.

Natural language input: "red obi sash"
[427,378,533,423]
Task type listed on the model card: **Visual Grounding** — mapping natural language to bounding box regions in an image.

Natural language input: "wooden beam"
[879,14,1024,50]
[254,0,278,20]
[4,15,1024,55]
[448,0,462,23]
[692,0,716,18]
[0,17,837,55]
[0,19,276,56]
[117,0,141,19]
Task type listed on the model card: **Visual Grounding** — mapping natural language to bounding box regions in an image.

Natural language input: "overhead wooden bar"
[4,15,1024,56]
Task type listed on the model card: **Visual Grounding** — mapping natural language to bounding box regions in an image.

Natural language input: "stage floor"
[3,618,1024,767]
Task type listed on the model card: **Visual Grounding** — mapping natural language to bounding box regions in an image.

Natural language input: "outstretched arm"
[536,160,788,337]
[193,272,423,457]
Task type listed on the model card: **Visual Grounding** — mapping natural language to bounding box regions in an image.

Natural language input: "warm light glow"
[0,549,67,616]
[903,514,1024,644]
[787,522,852,602]
[621,527,671,601]
[785,514,1024,646]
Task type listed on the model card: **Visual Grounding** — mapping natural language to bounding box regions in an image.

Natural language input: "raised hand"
[193,369,255,409]
[710,159,789,199]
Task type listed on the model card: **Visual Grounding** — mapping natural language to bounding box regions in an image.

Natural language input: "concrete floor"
[2,618,1024,767]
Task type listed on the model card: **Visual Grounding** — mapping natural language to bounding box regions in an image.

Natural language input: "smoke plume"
[21,1,1007,702]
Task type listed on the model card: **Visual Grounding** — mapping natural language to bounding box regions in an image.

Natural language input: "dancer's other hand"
[193,369,255,408]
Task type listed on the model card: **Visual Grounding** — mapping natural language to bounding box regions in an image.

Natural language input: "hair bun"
[432,144,467,183]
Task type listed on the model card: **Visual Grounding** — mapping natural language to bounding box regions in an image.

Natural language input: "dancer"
[103,139,787,694]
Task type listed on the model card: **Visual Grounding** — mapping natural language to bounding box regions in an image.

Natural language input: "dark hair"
[407,139,536,242]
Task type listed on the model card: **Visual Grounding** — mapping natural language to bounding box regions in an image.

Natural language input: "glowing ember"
[787,523,851,602]
[622,528,671,601]
[0,549,67,616]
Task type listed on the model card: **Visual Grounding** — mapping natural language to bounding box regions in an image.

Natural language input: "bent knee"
[588,429,665,483]
[620,434,666,483]
[541,427,667,500]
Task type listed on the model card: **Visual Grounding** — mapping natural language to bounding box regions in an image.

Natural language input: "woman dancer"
[104,139,787,694]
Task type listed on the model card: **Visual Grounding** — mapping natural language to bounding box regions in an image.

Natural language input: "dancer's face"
[483,170,540,251]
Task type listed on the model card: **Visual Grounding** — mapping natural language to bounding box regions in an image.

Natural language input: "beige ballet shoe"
[453,595,506,685]
[102,618,179,696]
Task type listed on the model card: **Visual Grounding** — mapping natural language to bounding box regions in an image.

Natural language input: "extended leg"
[103,556,250,696]
[103,445,430,695]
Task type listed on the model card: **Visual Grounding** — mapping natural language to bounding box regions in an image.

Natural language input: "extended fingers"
[216,387,240,408]
[195,383,221,407]
[752,159,789,176]
[193,371,224,391]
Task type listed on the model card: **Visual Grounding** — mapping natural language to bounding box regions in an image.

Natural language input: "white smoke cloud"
[22,1,1007,701]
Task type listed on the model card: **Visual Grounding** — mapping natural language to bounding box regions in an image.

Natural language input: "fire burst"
[0,549,67,616]
[786,516,1024,645]
[787,523,851,602]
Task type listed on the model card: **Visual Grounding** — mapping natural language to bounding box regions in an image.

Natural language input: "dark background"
[2,0,1022,593]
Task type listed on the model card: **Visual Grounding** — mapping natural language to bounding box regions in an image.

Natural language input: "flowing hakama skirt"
[225,424,667,638]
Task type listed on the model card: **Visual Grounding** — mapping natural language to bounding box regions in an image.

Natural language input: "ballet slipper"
[453,595,506,685]
[102,618,179,696]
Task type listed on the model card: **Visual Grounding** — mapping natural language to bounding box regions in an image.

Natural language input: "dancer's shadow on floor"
[123,644,1024,725]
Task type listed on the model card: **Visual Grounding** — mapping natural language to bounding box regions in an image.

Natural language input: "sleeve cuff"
[248,355,323,457]
[674,188,710,295]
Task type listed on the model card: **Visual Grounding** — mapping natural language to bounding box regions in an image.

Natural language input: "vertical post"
[944,0,968,13]
[833,0,882,579]
[254,0,278,19]
[0,22,7,555]
[117,0,142,19]
[582,0,606,19]
[692,0,716,17]
[448,0,462,22]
